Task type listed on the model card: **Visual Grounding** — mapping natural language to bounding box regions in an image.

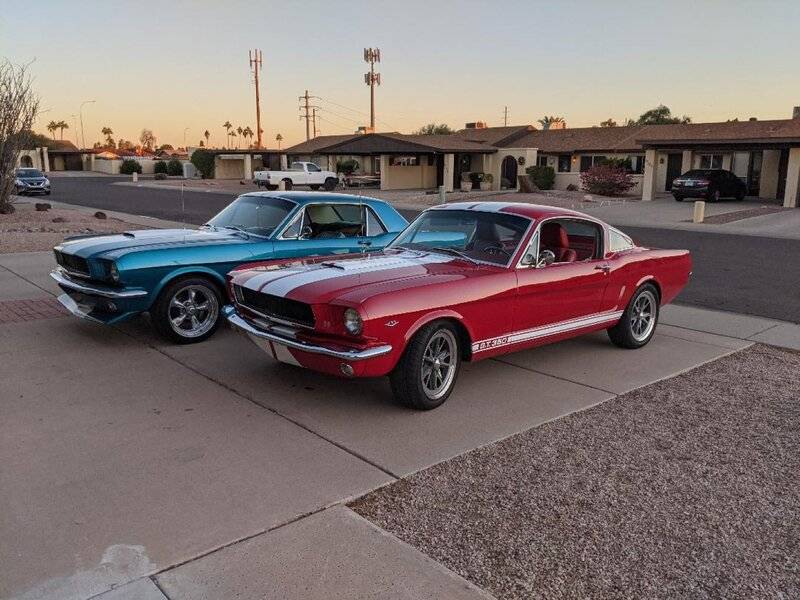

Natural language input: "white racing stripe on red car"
[245,253,450,297]
[471,310,624,353]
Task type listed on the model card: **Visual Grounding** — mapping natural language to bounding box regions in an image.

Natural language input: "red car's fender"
[401,308,475,352]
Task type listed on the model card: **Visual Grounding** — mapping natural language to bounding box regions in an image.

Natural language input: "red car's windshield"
[389,209,530,266]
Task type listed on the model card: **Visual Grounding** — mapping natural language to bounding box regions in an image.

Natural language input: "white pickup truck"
[253,161,339,191]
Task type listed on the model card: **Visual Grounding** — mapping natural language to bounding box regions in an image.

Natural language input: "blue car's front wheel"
[151,276,222,344]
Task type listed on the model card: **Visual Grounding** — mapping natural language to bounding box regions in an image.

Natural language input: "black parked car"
[14,168,51,196]
[671,169,746,202]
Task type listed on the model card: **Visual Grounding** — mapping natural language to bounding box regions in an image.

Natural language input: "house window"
[558,155,571,172]
[630,155,645,174]
[372,156,381,174]
[699,154,723,169]
[580,156,593,172]
[390,155,419,166]
[537,155,549,167]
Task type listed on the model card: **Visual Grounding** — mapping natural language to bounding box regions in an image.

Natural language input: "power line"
[298,90,320,141]
[317,96,395,130]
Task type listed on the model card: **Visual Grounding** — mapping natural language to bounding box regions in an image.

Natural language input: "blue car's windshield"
[389,209,530,266]
[207,195,296,237]
[17,169,45,178]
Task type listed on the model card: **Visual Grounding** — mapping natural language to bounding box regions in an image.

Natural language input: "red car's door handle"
[595,264,611,273]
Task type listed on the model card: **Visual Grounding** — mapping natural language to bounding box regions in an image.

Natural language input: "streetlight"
[79,100,96,149]
[183,127,189,149]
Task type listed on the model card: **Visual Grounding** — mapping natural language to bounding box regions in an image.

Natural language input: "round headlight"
[343,308,363,335]
[108,262,120,282]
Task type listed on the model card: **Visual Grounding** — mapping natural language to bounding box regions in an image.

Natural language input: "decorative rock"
[52,216,68,223]
[35,203,51,211]
[94,211,107,220]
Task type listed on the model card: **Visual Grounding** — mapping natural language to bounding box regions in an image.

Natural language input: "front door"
[501,156,518,188]
[777,149,789,200]
[664,154,683,191]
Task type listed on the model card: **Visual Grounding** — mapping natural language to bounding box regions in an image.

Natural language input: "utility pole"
[79,99,95,149]
[298,90,319,141]
[363,48,381,131]
[249,49,263,148]
[312,108,318,138]
[503,106,509,126]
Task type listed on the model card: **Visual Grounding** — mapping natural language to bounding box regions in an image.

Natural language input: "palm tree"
[229,131,237,148]
[242,126,254,147]
[537,116,566,130]
[223,121,232,148]
[56,120,69,140]
[204,129,210,147]
[275,133,283,150]
[47,120,58,140]
[236,126,243,149]
[101,126,114,147]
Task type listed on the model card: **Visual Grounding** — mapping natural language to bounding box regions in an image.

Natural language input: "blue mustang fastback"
[51,192,407,343]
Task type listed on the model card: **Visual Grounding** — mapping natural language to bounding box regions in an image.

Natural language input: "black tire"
[673,194,683,202]
[282,179,293,191]
[151,276,223,344]
[607,283,660,349]
[266,184,278,191]
[735,188,745,201]
[389,320,462,410]
[45,190,51,195]
[709,189,721,202]
[324,177,337,191]
[309,184,320,191]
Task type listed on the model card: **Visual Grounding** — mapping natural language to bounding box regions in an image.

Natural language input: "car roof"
[429,201,598,222]
[240,191,387,206]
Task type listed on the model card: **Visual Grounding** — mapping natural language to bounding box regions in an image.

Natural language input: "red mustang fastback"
[223,202,691,409]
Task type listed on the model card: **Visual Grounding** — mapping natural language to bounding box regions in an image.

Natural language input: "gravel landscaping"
[351,344,799,599]
[0,201,143,253]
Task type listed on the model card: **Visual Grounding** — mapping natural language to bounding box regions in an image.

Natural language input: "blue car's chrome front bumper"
[50,268,149,324]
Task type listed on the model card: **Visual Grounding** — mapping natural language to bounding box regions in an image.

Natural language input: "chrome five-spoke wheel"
[421,329,458,401]
[168,284,219,338]
[630,289,657,342]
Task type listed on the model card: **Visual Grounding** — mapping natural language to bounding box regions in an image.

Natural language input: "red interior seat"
[540,222,577,263]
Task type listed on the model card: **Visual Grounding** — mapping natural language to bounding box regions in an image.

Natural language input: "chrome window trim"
[276,201,388,240]
[516,215,607,269]
[608,227,635,252]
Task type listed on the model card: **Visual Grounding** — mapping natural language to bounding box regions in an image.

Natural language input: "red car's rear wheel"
[607,283,660,349]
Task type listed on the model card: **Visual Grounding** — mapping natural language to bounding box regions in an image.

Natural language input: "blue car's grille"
[234,284,315,327]
[54,250,90,276]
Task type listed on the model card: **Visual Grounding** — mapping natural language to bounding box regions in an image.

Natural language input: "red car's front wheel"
[390,320,462,410]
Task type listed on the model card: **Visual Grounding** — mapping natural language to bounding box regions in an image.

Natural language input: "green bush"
[336,158,359,175]
[154,172,167,180]
[580,165,636,196]
[525,165,555,190]
[190,149,215,179]
[167,159,183,176]
[120,159,142,175]
[154,160,168,174]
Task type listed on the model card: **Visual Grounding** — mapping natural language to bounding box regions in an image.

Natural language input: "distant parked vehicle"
[672,169,746,202]
[14,168,51,195]
[253,162,338,191]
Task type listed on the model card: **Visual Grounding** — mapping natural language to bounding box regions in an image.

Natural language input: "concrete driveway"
[3,249,789,600]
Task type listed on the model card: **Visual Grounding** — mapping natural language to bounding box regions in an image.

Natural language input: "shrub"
[525,165,555,190]
[190,149,215,179]
[154,160,168,174]
[580,164,636,196]
[469,172,485,186]
[154,172,167,180]
[336,158,359,175]
[167,158,183,176]
[597,157,632,172]
[566,183,579,191]
[484,173,494,184]
[120,159,142,175]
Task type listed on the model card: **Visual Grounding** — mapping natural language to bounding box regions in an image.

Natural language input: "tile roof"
[289,132,497,155]
[511,125,648,153]
[634,119,800,144]
[284,134,360,154]
[454,125,535,147]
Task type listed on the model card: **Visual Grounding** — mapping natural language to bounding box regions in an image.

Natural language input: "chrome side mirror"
[536,249,556,268]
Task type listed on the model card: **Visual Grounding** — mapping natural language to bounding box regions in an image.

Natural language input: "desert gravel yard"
[351,344,799,600]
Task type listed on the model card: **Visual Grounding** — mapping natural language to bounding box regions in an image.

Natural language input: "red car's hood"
[233,249,480,305]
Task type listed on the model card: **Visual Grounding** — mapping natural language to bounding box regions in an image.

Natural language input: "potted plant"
[460,172,472,192]
[480,173,493,191]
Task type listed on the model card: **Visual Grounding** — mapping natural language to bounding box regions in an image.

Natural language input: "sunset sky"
[2,0,799,149]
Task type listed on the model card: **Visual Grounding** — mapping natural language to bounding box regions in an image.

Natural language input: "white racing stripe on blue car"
[472,310,624,353]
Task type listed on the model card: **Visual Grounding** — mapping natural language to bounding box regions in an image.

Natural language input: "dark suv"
[671,169,746,202]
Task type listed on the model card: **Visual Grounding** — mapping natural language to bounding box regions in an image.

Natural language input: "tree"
[275,133,283,150]
[54,120,69,140]
[101,126,114,148]
[223,121,232,147]
[229,130,237,147]
[47,120,58,139]
[236,126,243,148]
[190,148,215,179]
[203,129,210,147]
[242,126,254,147]
[600,118,617,128]
[634,104,691,125]
[1,60,40,213]
[139,128,155,150]
[538,116,565,130]
[415,123,454,135]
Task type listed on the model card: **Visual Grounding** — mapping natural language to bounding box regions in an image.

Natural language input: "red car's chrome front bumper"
[223,305,393,376]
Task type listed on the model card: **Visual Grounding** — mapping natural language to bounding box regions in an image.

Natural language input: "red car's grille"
[234,284,315,327]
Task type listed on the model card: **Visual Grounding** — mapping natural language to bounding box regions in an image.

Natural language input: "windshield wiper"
[430,247,477,264]
[221,225,250,238]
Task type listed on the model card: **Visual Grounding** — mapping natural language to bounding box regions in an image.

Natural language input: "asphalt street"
[44,176,799,323]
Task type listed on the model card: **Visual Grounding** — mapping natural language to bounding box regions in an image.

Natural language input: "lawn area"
[351,344,799,599]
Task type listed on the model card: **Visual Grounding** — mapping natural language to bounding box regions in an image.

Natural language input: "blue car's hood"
[57,228,253,259]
